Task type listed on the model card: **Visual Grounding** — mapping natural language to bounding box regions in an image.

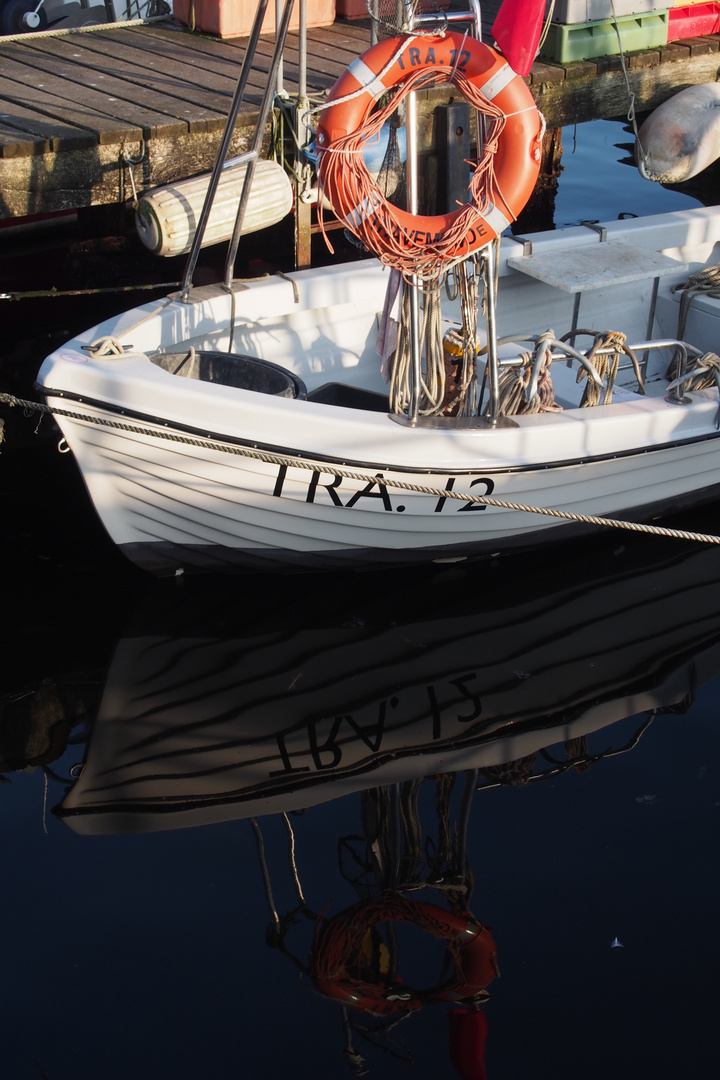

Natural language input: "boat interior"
[143,216,720,421]
[124,0,720,428]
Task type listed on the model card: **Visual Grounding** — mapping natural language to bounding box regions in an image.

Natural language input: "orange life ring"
[311,895,499,1017]
[317,33,543,272]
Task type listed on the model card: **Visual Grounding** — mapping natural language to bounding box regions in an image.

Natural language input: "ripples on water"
[1,121,718,1080]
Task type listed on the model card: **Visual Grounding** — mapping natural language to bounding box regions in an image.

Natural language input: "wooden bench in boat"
[506,239,688,337]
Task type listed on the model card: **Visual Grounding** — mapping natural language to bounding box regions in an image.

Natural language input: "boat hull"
[42,391,720,574]
[35,208,720,574]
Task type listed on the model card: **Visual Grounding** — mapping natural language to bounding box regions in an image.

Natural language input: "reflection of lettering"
[272,465,496,514]
[272,733,311,776]
[450,674,482,721]
[309,718,343,769]
[268,677,481,777]
[346,700,391,751]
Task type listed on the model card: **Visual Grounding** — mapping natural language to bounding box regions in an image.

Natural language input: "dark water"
[2,122,719,1080]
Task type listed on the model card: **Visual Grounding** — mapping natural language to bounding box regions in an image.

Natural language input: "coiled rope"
[318,63,508,281]
[495,330,561,415]
[672,263,720,340]
[667,350,720,396]
[389,259,483,418]
[2,390,720,546]
[560,329,645,406]
[389,281,446,415]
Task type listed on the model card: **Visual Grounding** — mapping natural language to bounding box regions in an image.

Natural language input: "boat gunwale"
[36,381,720,479]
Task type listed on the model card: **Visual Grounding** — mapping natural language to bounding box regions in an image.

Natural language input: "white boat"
[34,205,720,574]
[27,8,720,574]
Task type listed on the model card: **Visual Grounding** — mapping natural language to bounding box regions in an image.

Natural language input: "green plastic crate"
[539,10,669,62]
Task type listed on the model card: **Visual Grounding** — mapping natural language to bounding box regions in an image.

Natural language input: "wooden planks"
[526,34,720,126]
[0,18,364,216]
[1,17,720,218]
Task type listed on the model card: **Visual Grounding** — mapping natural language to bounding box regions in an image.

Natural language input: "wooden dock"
[1,16,719,220]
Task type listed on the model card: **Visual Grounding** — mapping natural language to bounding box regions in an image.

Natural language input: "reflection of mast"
[344,772,478,906]
[475,709,677,790]
[252,772,497,1075]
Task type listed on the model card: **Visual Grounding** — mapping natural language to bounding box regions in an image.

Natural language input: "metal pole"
[223,0,297,290]
[181,0,271,298]
[276,0,284,95]
[406,91,422,424]
[403,0,423,423]
[484,242,501,423]
[295,0,312,267]
[298,0,307,96]
[412,2,483,37]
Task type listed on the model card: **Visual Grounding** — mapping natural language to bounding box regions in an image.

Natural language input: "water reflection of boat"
[57,534,720,833]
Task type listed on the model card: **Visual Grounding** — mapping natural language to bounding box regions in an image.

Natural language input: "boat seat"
[307,382,390,412]
[150,349,307,399]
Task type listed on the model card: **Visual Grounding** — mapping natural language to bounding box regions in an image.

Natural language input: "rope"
[667,350,720,396]
[455,258,482,418]
[85,337,127,357]
[389,279,446,415]
[0,13,170,43]
[496,330,561,415]
[557,324,647,406]
[560,330,645,407]
[2,390,720,546]
[389,259,483,418]
[672,263,720,340]
[318,63,510,281]
[0,283,181,302]
[609,0,651,176]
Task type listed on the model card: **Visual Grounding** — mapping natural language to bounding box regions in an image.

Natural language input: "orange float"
[317,32,544,278]
[311,895,499,1016]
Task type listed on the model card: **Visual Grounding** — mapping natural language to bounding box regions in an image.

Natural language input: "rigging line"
[609,0,651,173]
[282,812,307,908]
[0,284,181,301]
[0,13,170,44]
[457,769,478,879]
[249,817,281,930]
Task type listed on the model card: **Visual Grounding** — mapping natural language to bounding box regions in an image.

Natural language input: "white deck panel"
[507,241,687,293]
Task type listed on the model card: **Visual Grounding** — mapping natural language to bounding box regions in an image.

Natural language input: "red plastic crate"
[174,0,335,37]
[668,2,720,37]
[336,0,450,15]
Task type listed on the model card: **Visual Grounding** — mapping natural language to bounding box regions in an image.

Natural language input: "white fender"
[635,83,720,183]
[135,159,293,257]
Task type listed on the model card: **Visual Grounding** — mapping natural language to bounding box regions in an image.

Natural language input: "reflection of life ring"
[317,33,543,278]
[311,895,499,1017]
